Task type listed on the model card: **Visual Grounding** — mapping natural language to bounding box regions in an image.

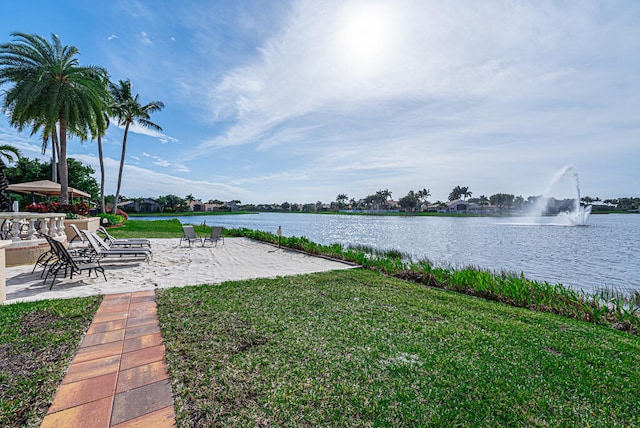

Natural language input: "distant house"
[189,199,231,212]
[445,199,498,214]
[447,199,472,213]
[118,198,160,213]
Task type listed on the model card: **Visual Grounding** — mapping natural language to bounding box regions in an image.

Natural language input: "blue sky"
[1,0,638,204]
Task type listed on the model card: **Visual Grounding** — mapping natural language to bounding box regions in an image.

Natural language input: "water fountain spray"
[533,164,592,226]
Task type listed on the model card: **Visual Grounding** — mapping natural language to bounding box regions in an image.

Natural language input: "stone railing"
[0,213,67,242]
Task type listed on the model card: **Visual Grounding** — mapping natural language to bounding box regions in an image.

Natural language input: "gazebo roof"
[7,180,91,198]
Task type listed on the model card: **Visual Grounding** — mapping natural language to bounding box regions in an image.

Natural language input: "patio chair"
[97,226,151,248]
[42,235,106,289]
[69,223,86,244]
[203,226,224,246]
[81,230,152,262]
[180,225,202,247]
[35,234,91,277]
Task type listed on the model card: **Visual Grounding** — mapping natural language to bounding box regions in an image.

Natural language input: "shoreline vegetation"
[2,219,639,426]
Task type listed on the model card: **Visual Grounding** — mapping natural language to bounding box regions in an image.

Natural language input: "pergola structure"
[7,179,90,202]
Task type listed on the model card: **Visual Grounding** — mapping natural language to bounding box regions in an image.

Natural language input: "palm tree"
[336,193,348,210]
[96,128,108,214]
[185,193,196,211]
[375,189,392,209]
[109,79,164,214]
[94,91,113,214]
[0,32,110,204]
[0,145,21,211]
[448,185,471,201]
[416,188,431,204]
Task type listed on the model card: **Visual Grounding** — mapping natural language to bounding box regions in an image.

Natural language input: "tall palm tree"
[416,188,431,204]
[109,79,164,214]
[0,145,21,211]
[0,33,109,204]
[336,193,348,210]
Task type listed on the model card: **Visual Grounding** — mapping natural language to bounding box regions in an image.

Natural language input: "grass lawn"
[109,218,211,238]
[156,269,640,427]
[0,296,102,427]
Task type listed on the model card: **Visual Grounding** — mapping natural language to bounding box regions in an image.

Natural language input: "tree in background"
[336,193,348,210]
[185,194,196,210]
[398,190,418,212]
[0,145,21,210]
[489,193,515,211]
[156,194,185,212]
[449,185,472,201]
[5,156,98,203]
[375,189,392,210]
[0,32,110,204]
[109,79,164,214]
[416,188,431,206]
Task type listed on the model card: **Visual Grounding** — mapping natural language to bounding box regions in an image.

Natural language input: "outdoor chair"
[82,230,152,262]
[69,223,86,244]
[32,240,58,276]
[203,226,224,246]
[35,234,91,278]
[97,226,151,248]
[180,225,202,247]
[42,235,106,289]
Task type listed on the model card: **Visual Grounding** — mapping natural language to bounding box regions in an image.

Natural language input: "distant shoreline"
[126,209,635,218]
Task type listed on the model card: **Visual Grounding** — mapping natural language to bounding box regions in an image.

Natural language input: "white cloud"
[140,31,152,46]
[109,119,178,144]
[107,34,118,41]
[71,153,243,200]
[141,152,189,172]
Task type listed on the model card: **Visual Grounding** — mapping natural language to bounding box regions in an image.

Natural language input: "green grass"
[107,218,212,238]
[0,296,102,427]
[156,269,640,427]
[127,211,252,217]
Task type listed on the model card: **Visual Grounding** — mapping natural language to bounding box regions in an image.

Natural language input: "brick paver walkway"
[40,291,176,427]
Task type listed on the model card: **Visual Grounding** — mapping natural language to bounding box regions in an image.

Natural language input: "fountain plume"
[531,164,592,226]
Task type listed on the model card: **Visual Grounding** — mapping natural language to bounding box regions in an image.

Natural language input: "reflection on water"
[134,213,640,293]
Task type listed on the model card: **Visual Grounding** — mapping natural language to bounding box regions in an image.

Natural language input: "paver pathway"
[40,291,176,427]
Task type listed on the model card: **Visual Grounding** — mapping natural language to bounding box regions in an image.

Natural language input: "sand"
[4,237,357,304]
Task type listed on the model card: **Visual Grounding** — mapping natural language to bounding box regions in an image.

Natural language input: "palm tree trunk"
[58,118,69,205]
[112,123,129,214]
[97,135,106,214]
[0,159,11,212]
[52,131,59,182]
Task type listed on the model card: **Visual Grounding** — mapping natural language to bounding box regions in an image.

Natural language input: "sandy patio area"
[4,237,357,304]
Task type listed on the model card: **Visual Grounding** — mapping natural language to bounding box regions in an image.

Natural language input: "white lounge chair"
[97,226,151,248]
[82,230,152,262]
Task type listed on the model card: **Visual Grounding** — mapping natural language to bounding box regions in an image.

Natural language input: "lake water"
[134,212,640,294]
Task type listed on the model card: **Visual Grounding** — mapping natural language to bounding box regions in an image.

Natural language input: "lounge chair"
[35,234,90,277]
[81,230,152,262]
[42,235,106,289]
[180,225,202,247]
[97,226,151,248]
[203,226,224,246]
[69,223,86,244]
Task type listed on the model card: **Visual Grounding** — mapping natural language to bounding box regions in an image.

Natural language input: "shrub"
[25,202,90,216]
[115,208,129,220]
[96,213,126,226]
